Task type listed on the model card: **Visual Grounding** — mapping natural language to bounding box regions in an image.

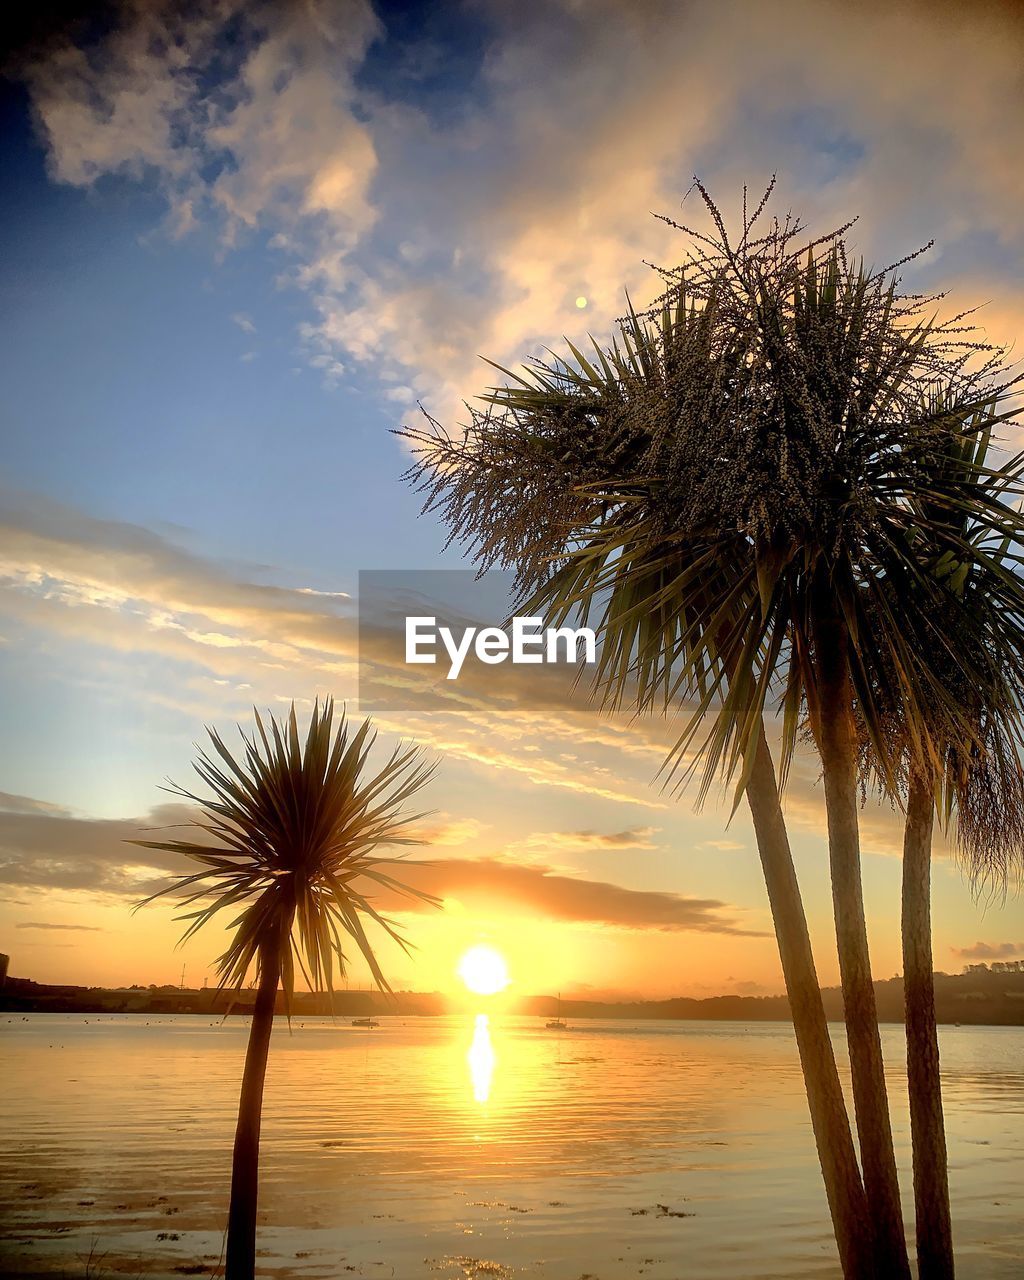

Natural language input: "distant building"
[0,954,8,987]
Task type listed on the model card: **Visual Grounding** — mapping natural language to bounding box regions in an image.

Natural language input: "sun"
[457,945,510,996]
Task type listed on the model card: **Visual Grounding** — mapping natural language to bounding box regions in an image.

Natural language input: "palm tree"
[400,200,878,1269]
[400,183,1022,1276]
[863,412,1024,1279]
[402,297,874,1278]
[134,700,437,1280]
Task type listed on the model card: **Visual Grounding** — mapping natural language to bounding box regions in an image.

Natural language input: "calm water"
[2,1014,1022,1279]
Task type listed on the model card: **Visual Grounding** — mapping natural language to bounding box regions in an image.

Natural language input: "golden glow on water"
[3,1017,1024,1278]
[457,944,510,996]
[467,1012,495,1103]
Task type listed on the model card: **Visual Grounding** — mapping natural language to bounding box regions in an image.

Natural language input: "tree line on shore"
[6,966,1024,1025]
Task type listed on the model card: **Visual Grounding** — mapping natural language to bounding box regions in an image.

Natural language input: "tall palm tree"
[400,205,878,1269]
[562,536,875,1277]
[401,183,1022,1276]
[134,700,437,1280]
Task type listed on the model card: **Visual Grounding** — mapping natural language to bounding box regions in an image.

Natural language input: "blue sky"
[0,83,438,580]
[2,0,1023,993]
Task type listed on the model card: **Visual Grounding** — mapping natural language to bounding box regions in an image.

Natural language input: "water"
[2,1014,1022,1278]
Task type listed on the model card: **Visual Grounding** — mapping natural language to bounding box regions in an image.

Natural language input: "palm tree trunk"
[812,603,911,1280]
[745,722,875,1279]
[225,933,283,1280]
[903,768,954,1280]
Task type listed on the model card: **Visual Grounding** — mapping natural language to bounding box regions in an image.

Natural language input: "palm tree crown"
[861,411,1024,885]
[402,184,1024,803]
[135,699,438,997]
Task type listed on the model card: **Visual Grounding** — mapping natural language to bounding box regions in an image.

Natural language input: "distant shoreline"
[4,967,1024,1026]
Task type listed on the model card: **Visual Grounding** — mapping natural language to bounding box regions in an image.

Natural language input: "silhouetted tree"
[861,414,1024,1280]
[135,700,437,1280]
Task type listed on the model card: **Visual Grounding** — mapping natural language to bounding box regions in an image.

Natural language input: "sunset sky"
[2,0,1023,999]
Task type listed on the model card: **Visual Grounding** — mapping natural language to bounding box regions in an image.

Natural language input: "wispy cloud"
[506,825,661,862]
[0,790,73,818]
[0,490,357,686]
[412,815,488,848]
[0,494,685,811]
[2,491,956,851]
[15,921,103,932]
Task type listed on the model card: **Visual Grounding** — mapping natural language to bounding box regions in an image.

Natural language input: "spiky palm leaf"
[134,699,439,997]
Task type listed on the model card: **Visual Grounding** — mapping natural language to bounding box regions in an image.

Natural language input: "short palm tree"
[401,183,1023,1277]
[134,700,437,1280]
[863,411,1024,1280]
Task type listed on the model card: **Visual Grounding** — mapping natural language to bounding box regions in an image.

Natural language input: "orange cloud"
[385,856,766,937]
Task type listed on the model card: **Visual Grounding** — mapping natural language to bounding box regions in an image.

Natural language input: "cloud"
[506,825,661,862]
[0,490,358,686]
[2,491,974,861]
[19,1,380,243]
[0,790,72,818]
[952,941,1023,961]
[0,799,205,895]
[385,856,765,937]
[5,491,959,851]
[16,0,1024,423]
[0,794,758,936]
[553,826,660,850]
[0,494,686,811]
[381,727,666,810]
[231,312,256,334]
[15,921,103,932]
[412,815,488,848]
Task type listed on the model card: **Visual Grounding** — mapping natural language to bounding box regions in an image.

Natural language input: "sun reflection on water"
[467,1013,495,1104]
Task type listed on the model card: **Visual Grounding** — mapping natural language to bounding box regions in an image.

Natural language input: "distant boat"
[351,1017,379,1028]
[545,993,568,1030]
